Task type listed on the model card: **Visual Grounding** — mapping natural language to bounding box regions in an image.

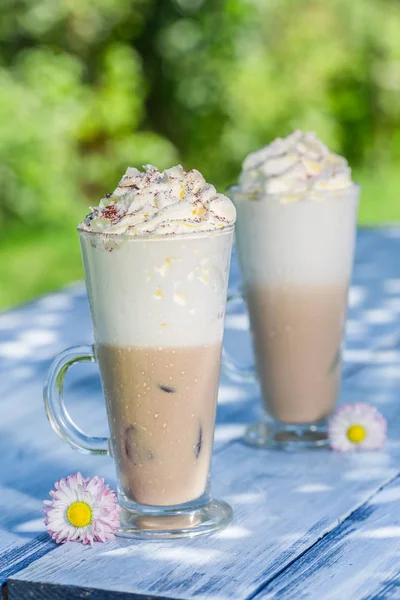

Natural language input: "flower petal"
[329,403,387,452]
[43,473,120,545]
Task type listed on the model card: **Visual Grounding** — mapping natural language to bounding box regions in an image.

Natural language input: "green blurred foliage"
[1,0,400,307]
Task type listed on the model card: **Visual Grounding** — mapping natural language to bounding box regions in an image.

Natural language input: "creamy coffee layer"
[246,283,349,424]
[80,230,233,347]
[234,187,358,286]
[98,343,222,506]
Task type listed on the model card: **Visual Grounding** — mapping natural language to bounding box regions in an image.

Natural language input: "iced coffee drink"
[77,164,235,529]
[227,131,359,448]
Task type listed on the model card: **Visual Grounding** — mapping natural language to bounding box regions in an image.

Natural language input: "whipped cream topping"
[239,131,353,197]
[79,165,236,236]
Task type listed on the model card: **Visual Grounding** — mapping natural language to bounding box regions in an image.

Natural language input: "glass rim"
[227,181,360,200]
[77,223,235,242]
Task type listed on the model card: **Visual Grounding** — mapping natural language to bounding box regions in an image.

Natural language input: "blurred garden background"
[1,0,400,309]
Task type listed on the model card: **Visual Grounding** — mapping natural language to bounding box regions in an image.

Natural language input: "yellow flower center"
[347,424,366,444]
[67,501,92,528]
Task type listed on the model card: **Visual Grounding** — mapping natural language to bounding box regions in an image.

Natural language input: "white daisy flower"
[329,403,387,452]
[43,472,120,545]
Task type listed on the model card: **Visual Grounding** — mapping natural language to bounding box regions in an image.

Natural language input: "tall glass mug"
[44,226,234,538]
[223,185,359,449]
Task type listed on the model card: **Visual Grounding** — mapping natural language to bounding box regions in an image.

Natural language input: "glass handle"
[222,290,257,383]
[44,345,109,455]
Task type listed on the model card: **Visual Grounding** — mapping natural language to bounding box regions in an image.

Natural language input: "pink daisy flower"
[329,403,387,452]
[43,473,120,545]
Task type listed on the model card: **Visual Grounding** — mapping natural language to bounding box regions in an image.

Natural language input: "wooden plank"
[5,582,145,600]
[253,475,400,600]
[0,487,53,584]
[8,438,400,599]
[9,362,400,600]
[1,227,400,594]
[346,228,400,357]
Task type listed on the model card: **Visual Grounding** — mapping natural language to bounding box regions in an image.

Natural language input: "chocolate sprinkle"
[195,425,203,459]
[159,384,176,394]
[102,203,121,223]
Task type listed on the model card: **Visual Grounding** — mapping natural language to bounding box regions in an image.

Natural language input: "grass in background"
[0,166,399,312]
[356,166,400,225]
[0,225,83,311]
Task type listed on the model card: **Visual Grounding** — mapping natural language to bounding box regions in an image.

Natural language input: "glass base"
[117,499,233,539]
[244,420,329,450]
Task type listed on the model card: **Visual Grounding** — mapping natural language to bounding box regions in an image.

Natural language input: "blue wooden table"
[2,228,400,599]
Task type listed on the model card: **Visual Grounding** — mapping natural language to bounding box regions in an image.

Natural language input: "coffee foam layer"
[233,187,359,286]
[80,230,233,347]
